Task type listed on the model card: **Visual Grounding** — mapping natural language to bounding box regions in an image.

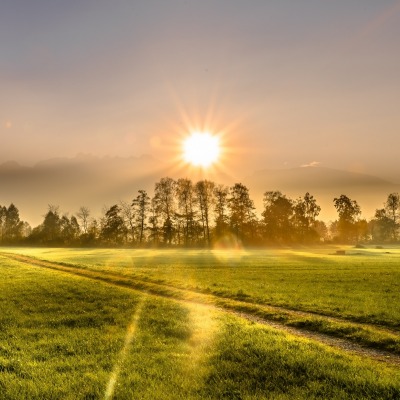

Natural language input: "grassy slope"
[1,254,400,399]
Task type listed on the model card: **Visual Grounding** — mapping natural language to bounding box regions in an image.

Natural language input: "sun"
[182,132,220,167]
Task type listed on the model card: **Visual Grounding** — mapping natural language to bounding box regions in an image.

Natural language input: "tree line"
[1,177,399,247]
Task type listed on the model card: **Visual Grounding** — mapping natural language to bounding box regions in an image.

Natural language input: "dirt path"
[2,251,400,366]
[233,311,400,365]
[3,252,395,331]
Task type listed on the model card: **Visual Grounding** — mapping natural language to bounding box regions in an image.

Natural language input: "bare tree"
[195,180,215,246]
[77,206,90,234]
[119,200,136,244]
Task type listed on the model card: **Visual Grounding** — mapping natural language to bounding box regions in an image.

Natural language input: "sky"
[1,0,400,181]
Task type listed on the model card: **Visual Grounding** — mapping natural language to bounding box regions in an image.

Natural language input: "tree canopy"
[2,179,400,247]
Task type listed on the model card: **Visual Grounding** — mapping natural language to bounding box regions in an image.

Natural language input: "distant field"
[1,247,400,399]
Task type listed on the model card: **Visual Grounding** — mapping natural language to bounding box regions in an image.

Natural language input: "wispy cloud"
[301,161,320,168]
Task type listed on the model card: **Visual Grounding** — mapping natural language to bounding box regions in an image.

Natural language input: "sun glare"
[183,132,220,167]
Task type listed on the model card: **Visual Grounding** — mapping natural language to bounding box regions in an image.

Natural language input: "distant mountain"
[0,160,27,170]
[0,155,234,226]
[246,166,400,221]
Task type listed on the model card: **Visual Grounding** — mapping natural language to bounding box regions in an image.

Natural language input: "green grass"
[3,246,400,354]
[1,253,400,399]
[200,317,400,400]
[4,246,400,327]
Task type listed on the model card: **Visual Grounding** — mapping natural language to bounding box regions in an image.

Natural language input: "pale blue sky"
[1,1,400,179]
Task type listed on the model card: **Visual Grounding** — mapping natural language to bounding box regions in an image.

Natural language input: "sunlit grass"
[1,254,400,399]
[200,316,400,400]
[0,256,212,399]
[5,246,400,327]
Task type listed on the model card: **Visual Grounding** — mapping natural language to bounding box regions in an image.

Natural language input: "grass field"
[1,246,400,399]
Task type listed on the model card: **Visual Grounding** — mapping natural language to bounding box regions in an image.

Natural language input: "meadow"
[0,246,400,399]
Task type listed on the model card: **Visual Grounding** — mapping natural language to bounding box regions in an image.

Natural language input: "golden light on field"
[182,132,220,168]
[105,297,146,400]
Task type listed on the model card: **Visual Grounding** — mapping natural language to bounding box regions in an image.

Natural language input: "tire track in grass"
[3,252,398,329]
[4,252,395,332]
[2,252,400,366]
[233,311,400,365]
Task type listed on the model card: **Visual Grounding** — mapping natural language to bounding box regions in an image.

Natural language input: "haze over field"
[1,155,398,226]
[1,1,400,229]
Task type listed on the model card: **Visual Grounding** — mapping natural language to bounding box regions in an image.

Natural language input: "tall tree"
[262,191,293,243]
[42,207,61,244]
[153,177,176,244]
[0,205,7,242]
[385,193,400,241]
[60,215,80,244]
[213,184,229,239]
[314,220,328,242]
[77,206,90,234]
[371,208,392,242]
[195,180,215,246]
[292,192,321,242]
[100,205,127,245]
[355,219,369,243]
[333,195,361,243]
[4,203,23,242]
[175,179,196,246]
[132,189,151,244]
[86,218,100,244]
[228,183,257,243]
[119,200,136,244]
[20,221,32,238]
[148,197,161,246]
